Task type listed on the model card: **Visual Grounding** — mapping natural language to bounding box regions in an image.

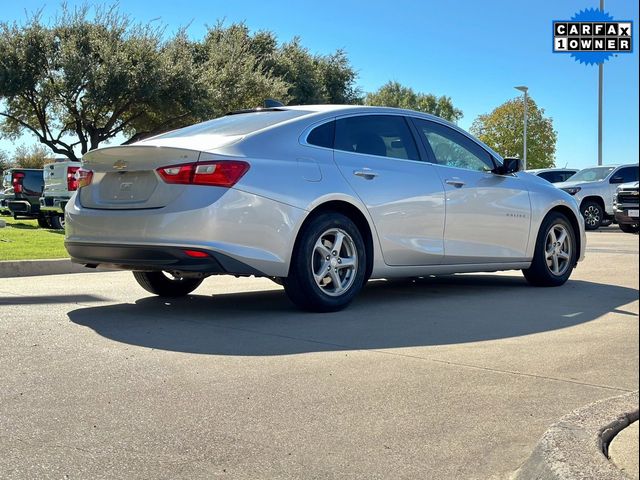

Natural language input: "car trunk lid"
[80,146,202,210]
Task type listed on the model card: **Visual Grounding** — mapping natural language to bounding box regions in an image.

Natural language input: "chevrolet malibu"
[65,105,586,311]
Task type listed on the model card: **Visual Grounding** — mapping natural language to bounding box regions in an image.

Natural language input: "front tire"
[284,213,366,312]
[581,200,603,230]
[37,216,50,228]
[49,215,64,230]
[133,271,203,297]
[523,212,577,287]
[619,223,639,234]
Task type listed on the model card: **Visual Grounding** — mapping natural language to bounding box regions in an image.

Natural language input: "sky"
[1,0,638,169]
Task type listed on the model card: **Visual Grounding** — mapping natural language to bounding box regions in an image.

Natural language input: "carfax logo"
[553,8,633,65]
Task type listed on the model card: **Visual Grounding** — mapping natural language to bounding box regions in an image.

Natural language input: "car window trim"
[301,113,428,165]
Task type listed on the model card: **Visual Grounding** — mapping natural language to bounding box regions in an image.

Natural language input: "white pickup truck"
[555,164,639,230]
[39,159,82,229]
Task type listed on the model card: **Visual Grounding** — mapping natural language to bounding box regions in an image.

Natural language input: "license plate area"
[99,171,158,204]
[627,209,639,217]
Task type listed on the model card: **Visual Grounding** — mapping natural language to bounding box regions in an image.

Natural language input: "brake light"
[76,168,93,188]
[67,166,80,191]
[12,172,24,194]
[157,161,250,187]
[183,249,209,258]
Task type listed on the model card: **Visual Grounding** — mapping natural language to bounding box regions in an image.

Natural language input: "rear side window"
[307,121,335,148]
[537,171,556,182]
[334,115,419,160]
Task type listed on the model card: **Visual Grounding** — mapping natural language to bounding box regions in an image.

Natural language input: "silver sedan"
[65,106,586,311]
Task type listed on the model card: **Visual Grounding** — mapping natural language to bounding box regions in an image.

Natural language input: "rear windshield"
[152,110,310,140]
[567,167,615,182]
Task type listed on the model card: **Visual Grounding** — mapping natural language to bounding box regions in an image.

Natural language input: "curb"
[514,390,639,480]
[0,259,101,278]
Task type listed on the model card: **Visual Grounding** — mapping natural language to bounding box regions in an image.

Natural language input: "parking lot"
[0,228,638,479]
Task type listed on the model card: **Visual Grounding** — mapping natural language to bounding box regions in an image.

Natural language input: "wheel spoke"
[551,254,560,274]
[557,251,570,260]
[314,261,331,285]
[549,228,557,244]
[337,256,356,269]
[332,232,345,255]
[557,230,567,246]
[314,239,331,258]
[329,268,342,291]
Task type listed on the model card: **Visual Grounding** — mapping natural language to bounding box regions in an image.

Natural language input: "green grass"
[0,216,68,261]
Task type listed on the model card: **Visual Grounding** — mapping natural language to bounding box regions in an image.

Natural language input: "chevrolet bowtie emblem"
[113,160,127,170]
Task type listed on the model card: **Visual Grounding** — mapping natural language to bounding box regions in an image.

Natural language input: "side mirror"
[610,175,624,184]
[493,157,521,175]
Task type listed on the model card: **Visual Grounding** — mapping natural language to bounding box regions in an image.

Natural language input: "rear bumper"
[65,187,306,277]
[40,195,70,214]
[8,200,39,217]
[65,242,262,276]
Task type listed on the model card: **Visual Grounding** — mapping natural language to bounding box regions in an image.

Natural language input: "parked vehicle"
[0,173,11,215]
[526,168,579,183]
[65,105,586,312]
[613,182,639,233]
[3,168,48,227]
[555,164,639,230]
[40,159,82,229]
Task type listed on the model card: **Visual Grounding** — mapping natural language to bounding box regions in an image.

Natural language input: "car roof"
[527,167,578,173]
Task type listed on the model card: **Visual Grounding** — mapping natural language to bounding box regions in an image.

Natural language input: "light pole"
[598,0,604,165]
[515,86,528,170]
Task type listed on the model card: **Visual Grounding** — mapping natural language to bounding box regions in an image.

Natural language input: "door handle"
[445,178,465,188]
[353,169,379,180]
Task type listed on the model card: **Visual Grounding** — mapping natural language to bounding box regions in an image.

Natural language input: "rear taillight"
[12,172,25,194]
[67,166,80,191]
[157,161,250,187]
[76,168,93,188]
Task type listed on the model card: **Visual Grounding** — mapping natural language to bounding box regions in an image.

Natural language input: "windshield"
[151,110,311,140]
[567,166,616,182]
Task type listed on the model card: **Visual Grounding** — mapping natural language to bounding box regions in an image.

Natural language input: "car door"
[410,117,531,264]
[331,114,446,266]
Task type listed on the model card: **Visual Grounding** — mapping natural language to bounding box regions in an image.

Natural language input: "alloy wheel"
[583,205,601,228]
[311,228,358,297]
[545,224,572,276]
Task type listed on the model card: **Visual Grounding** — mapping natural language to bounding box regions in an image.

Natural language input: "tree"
[364,81,463,123]
[1,7,362,159]
[0,149,11,173]
[271,38,361,105]
[470,97,557,169]
[13,144,53,168]
[0,5,209,161]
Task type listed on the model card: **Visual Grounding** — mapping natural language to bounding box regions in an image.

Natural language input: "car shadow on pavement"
[67,275,638,356]
[1,294,107,305]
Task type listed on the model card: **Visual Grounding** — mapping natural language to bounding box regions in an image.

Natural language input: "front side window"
[411,118,494,172]
[334,115,419,161]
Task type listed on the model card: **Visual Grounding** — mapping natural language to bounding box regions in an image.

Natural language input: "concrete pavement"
[0,229,638,479]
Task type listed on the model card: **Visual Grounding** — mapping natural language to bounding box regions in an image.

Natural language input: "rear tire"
[523,212,577,287]
[284,213,366,312]
[581,200,603,230]
[133,271,203,297]
[49,215,64,230]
